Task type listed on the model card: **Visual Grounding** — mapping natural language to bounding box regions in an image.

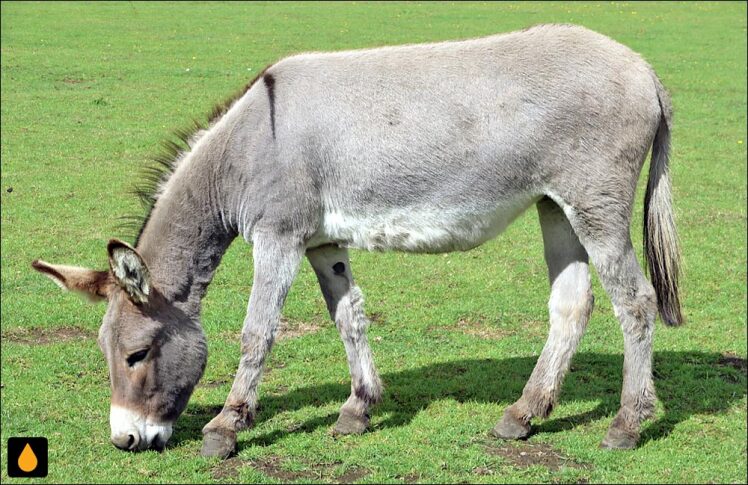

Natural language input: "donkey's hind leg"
[201,234,304,458]
[555,194,658,449]
[493,197,594,440]
[307,245,383,435]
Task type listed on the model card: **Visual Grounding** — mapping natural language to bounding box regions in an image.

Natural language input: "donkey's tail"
[644,74,683,326]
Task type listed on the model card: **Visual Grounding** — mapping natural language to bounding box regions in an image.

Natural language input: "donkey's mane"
[120,69,269,246]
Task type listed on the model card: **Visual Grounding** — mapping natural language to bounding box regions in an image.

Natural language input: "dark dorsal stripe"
[263,73,276,139]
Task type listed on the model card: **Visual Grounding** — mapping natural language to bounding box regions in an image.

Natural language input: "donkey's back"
[246,25,664,254]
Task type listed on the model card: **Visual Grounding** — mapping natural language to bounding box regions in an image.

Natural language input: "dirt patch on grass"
[211,456,245,481]
[218,317,322,342]
[210,455,368,483]
[278,318,322,340]
[484,440,588,472]
[250,456,307,482]
[368,312,385,324]
[718,353,747,373]
[2,325,96,345]
[472,466,494,476]
[401,472,421,483]
[336,466,368,483]
[430,316,547,340]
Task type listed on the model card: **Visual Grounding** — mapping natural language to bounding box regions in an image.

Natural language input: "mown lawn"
[1,1,746,483]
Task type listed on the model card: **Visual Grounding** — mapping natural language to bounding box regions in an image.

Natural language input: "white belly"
[309,197,536,253]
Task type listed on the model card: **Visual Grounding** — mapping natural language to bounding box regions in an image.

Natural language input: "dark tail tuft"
[644,74,684,326]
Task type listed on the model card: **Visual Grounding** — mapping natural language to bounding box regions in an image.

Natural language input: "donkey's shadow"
[173,351,746,450]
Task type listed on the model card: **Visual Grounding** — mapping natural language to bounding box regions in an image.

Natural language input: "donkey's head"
[32,239,207,451]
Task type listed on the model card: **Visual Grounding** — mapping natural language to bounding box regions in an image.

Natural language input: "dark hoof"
[333,410,369,435]
[201,429,237,459]
[491,412,531,440]
[600,426,638,450]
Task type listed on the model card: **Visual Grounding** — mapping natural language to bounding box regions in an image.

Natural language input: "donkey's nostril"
[111,432,139,451]
[112,433,129,450]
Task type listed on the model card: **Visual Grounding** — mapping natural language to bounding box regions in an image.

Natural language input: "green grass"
[1,1,746,483]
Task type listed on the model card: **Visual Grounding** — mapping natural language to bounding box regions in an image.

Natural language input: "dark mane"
[118,68,270,246]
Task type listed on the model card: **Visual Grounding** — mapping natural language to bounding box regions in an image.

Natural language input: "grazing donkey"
[32,24,682,457]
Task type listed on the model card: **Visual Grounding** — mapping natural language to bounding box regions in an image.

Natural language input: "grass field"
[1,1,746,483]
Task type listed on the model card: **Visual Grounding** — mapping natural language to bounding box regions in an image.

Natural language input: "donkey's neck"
[136,146,236,315]
[134,80,276,313]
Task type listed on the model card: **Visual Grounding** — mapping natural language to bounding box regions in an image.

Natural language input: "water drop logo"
[8,437,48,477]
[18,443,38,472]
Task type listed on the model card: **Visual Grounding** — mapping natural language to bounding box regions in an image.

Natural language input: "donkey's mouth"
[110,406,173,452]
[149,436,167,452]
[129,423,173,452]
[112,430,170,452]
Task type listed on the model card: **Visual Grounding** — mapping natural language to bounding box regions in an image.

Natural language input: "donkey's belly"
[310,197,538,253]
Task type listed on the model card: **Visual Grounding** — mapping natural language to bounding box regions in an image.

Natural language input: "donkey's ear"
[31,260,112,302]
[107,239,151,304]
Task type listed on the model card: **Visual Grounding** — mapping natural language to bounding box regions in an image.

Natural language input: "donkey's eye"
[126,349,149,367]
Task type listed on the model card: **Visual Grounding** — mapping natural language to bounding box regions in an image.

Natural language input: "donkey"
[32,24,682,457]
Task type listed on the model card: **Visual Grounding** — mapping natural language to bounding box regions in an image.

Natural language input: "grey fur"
[307,244,383,433]
[497,198,594,429]
[31,24,683,454]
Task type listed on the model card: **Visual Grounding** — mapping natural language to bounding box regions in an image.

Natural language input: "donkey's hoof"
[599,426,638,450]
[201,429,237,459]
[491,412,531,440]
[333,410,369,435]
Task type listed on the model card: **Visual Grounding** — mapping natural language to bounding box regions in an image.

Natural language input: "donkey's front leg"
[307,245,383,435]
[201,235,304,458]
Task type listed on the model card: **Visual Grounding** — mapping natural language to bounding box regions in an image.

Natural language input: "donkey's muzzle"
[110,405,173,452]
